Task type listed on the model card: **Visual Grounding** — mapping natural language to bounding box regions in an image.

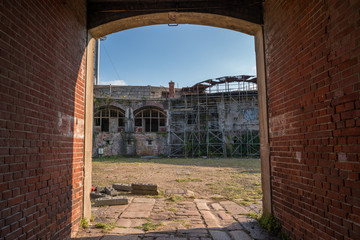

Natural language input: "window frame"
[134,108,166,132]
[94,107,125,132]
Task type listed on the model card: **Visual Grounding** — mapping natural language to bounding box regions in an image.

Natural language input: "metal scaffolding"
[168,75,260,158]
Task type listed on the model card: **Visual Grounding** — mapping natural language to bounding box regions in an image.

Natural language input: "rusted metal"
[181,75,257,94]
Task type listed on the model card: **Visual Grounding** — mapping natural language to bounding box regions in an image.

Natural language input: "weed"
[247,212,261,219]
[166,207,177,213]
[176,178,202,182]
[95,222,116,233]
[90,215,95,222]
[80,218,89,229]
[116,225,127,228]
[135,220,163,231]
[167,195,183,202]
[258,214,289,240]
[173,219,192,228]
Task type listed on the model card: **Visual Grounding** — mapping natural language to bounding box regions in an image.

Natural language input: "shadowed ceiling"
[87,0,264,30]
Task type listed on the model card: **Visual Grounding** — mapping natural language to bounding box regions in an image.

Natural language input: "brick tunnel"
[0,1,359,239]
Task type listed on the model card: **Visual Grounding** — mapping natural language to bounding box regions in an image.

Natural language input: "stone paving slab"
[229,230,252,240]
[75,198,279,240]
[219,201,248,215]
[210,203,224,211]
[209,230,232,240]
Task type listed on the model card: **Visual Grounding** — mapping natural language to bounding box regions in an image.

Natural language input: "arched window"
[134,108,166,132]
[94,107,125,132]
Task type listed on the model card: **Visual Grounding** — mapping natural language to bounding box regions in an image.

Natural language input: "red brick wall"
[264,0,360,239]
[0,1,87,239]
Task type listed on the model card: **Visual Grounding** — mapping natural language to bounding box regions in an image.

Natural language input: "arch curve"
[89,12,261,38]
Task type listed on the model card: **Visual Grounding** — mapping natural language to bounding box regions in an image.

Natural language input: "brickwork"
[264,0,360,239]
[0,1,87,239]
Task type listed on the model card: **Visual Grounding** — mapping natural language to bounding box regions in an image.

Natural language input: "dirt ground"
[92,157,262,210]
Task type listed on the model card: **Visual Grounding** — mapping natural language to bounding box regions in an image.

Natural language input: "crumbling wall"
[0,1,87,239]
[264,0,360,239]
[135,133,168,156]
[93,97,168,156]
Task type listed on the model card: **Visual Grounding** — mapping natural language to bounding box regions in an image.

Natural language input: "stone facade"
[93,84,259,157]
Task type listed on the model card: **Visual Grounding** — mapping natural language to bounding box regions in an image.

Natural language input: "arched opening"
[94,106,126,132]
[134,107,167,133]
[83,12,270,227]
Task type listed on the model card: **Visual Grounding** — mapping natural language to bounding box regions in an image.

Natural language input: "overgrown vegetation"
[173,219,192,228]
[167,195,183,203]
[176,177,202,182]
[95,222,116,233]
[92,157,262,201]
[80,218,89,229]
[258,214,288,240]
[135,219,163,231]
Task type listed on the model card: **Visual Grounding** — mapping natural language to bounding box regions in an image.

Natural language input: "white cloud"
[100,80,127,86]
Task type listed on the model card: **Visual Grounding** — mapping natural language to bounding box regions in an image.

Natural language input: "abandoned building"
[93,75,260,157]
[1,1,359,240]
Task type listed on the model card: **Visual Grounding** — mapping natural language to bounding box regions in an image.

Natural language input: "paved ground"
[74,196,278,240]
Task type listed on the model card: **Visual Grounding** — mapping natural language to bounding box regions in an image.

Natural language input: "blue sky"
[99,24,256,88]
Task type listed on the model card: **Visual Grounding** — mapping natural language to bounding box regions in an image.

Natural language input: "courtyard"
[74,157,277,239]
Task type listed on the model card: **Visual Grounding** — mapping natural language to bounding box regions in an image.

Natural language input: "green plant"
[90,215,95,222]
[258,214,288,240]
[173,219,192,228]
[135,220,163,231]
[176,178,202,182]
[93,97,101,109]
[105,95,111,105]
[167,195,183,202]
[80,218,89,229]
[95,222,116,233]
[166,207,177,213]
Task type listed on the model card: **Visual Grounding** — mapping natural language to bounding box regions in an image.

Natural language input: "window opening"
[94,107,125,132]
[134,108,166,132]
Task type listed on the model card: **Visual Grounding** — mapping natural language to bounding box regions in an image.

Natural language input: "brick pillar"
[169,81,175,98]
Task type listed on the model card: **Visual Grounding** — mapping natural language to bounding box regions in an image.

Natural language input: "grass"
[93,156,260,169]
[166,207,177,213]
[258,214,289,240]
[173,219,192,228]
[80,218,89,229]
[176,178,202,182]
[167,195,183,203]
[92,157,262,202]
[95,222,116,233]
[135,219,163,231]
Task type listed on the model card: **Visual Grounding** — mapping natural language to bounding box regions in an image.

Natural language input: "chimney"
[169,81,175,98]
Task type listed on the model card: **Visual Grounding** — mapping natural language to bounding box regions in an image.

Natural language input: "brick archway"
[84,12,271,220]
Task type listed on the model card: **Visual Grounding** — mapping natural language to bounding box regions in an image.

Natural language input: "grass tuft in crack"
[95,222,116,233]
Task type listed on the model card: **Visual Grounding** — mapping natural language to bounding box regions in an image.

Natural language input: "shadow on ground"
[73,197,278,240]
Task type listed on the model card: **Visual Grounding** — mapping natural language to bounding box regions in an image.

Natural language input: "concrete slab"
[219,201,248,215]
[229,230,252,240]
[196,202,210,211]
[200,210,221,228]
[113,183,132,192]
[94,196,128,207]
[132,183,157,191]
[211,203,224,211]
[104,186,118,196]
[120,211,151,219]
[209,230,232,240]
